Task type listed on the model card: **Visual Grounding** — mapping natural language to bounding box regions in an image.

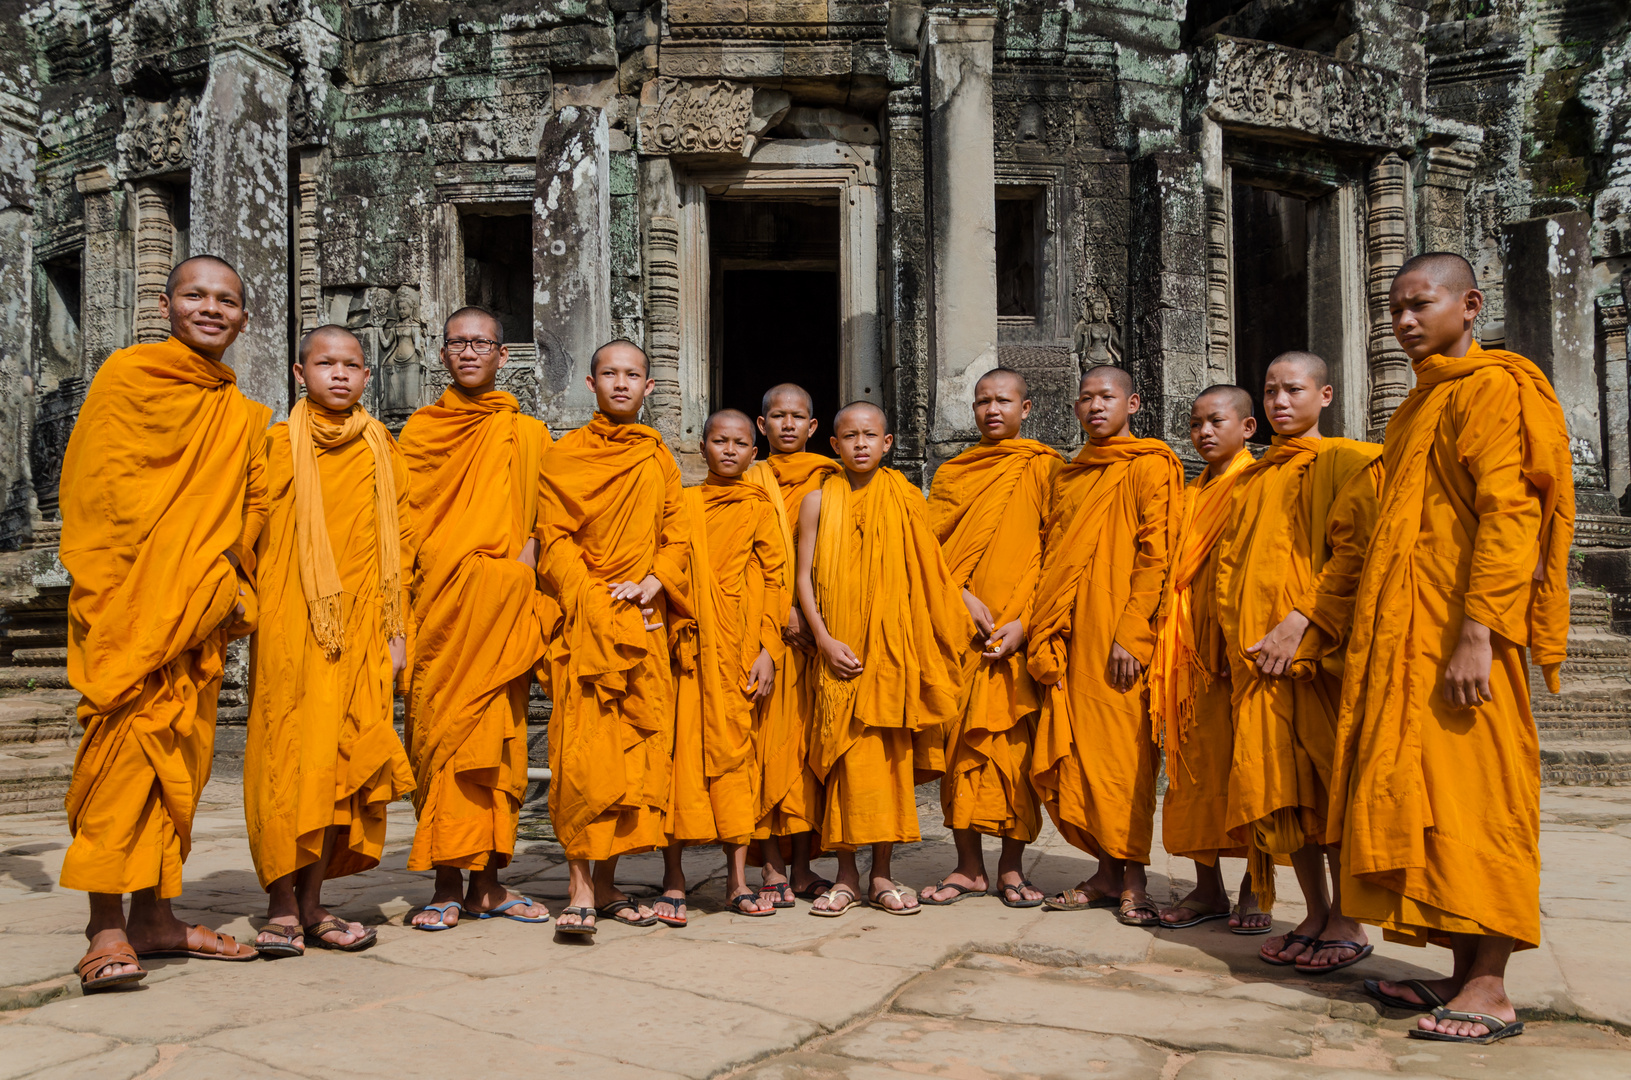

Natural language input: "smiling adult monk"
[245,325,415,957]
[62,255,269,992]
[919,369,1061,909]
[399,306,552,930]
[1030,366,1182,927]
[1335,253,1573,1045]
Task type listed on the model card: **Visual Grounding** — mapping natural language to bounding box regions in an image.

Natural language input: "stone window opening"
[37,256,82,385]
[459,208,534,347]
[996,187,1044,320]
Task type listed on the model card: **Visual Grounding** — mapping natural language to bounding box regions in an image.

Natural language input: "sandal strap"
[1431,1008,1509,1031]
[816,884,857,908]
[78,943,140,977]
[187,925,239,956]
[258,923,302,941]
[304,917,351,938]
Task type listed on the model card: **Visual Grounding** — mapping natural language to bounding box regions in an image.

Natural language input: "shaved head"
[833,400,887,433]
[165,255,243,299]
[298,324,361,364]
[443,305,503,343]
[1395,252,1478,294]
[704,408,754,439]
[1081,364,1134,396]
[761,382,814,417]
[1265,351,1329,387]
[590,338,650,378]
[1195,383,1254,419]
[975,367,1030,400]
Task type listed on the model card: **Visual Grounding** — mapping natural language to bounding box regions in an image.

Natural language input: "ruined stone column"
[1418,146,1477,256]
[132,181,175,345]
[0,48,36,548]
[885,84,931,481]
[191,42,293,419]
[1365,153,1411,442]
[535,105,611,433]
[1599,293,1629,502]
[75,166,132,383]
[921,10,998,456]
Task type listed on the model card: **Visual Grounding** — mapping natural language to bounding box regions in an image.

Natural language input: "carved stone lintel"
[118,94,193,178]
[1365,153,1411,441]
[133,182,174,345]
[636,78,790,158]
[643,215,683,443]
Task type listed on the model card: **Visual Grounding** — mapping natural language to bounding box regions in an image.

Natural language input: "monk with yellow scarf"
[919,369,1061,909]
[1030,365,1182,926]
[794,402,973,916]
[245,326,415,956]
[1150,385,1263,932]
[62,256,267,992]
[662,410,784,920]
[747,384,840,905]
[1213,353,1382,975]
[539,340,689,935]
[1334,254,1572,1045]
[399,307,552,930]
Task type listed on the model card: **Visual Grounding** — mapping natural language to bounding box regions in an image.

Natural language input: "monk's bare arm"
[795,489,862,678]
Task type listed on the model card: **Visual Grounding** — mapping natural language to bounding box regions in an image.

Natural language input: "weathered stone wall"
[0,1,37,551]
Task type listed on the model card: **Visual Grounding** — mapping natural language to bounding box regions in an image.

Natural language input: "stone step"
[1541,741,1631,786]
[9,647,67,666]
[0,742,74,814]
[0,667,69,690]
[1571,587,1613,628]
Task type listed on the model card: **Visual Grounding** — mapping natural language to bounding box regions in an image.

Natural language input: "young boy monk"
[1029,365,1182,926]
[1150,385,1268,932]
[919,369,1061,908]
[662,409,783,918]
[746,384,839,905]
[1333,253,1572,1044]
[399,306,551,930]
[794,402,972,916]
[245,325,416,956]
[1213,352,1382,973]
[62,255,267,991]
[538,340,688,934]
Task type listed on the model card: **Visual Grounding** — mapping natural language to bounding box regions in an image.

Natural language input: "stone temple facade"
[2,2,1631,782]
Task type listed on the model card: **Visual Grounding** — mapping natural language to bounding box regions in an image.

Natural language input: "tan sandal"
[1043,886,1117,912]
[304,917,376,952]
[137,924,258,962]
[867,882,921,916]
[808,883,859,918]
[77,941,147,994]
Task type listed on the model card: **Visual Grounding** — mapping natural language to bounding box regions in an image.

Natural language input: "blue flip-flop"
[414,901,462,931]
[474,896,550,924]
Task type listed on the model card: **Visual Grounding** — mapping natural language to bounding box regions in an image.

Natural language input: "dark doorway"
[710,199,842,456]
[461,211,533,345]
[1231,184,1309,444]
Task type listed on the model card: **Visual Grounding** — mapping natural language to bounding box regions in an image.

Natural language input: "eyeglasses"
[444,338,499,355]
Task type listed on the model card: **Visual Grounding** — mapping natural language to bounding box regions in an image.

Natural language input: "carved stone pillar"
[75,166,132,383]
[1365,153,1411,441]
[295,157,322,334]
[0,52,37,551]
[642,214,683,444]
[885,84,930,480]
[1201,118,1232,384]
[133,181,174,345]
[1599,292,1629,502]
[1418,146,1477,256]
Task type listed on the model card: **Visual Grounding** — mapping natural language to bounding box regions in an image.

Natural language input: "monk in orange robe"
[1029,365,1182,926]
[1150,385,1266,932]
[62,255,267,991]
[919,369,1060,909]
[747,383,839,905]
[1334,253,1572,1044]
[399,306,551,929]
[662,410,784,919]
[246,326,416,956]
[795,402,973,916]
[1214,352,1382,974]
[538,339,688,935]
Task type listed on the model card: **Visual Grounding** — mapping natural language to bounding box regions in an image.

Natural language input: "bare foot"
[256,915,305,952]
[1160,887,1228,926]
[1377,977,1459,1008]
[80,928,143,980]
[870,877,919,912]
[994,870,1043,904]
[411,895,463,929]
[1417,975,1517,1039]
[922,870,987,903]
[1229,896,1272,933]
[810,883,858,914]
[1260,914,1322,964]
[465,887,549,922]
[1299,915,1369,970]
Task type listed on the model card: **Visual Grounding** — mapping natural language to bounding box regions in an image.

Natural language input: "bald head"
[1194,383,1254,420]
[833,400,887,434]
[761,382,814,418]
[1081,364,1133,396]
[975,367,1030,400]
[590,338,650,378]
[443,305,503,344]
[704,408,754,440]
[1265,350,1329,387]
[1395,252,1478,294]
[165,255,243,300]
[298,324,361,365]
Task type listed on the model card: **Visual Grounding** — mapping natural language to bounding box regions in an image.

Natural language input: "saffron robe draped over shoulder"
[748,453,839,838]
[1149,449,1252,864]
[245,406,417,889]
[1027,437,1182,864]
[1330,346,1573,951]
[399,388,551,872]
[926,439,1062,842]
[1214,436,1382,907]
[60,337,270,897]
[667,481,786,846]
[808,469,973,849]
[539,413,689,861]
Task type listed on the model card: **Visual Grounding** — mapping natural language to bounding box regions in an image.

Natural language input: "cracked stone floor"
[1,764,1629,1079]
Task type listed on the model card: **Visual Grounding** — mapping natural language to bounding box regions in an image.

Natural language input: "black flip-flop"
[1408,1008,1525,1045]
[793,877,834,901]
[1364,978,1448,1014]
[253,922,304,959]
[729,892,776,917]
[1158,904,1230,929]
[1294,940,1374,975]
[599,899,660,927]
[919,880,984,906]
[554,906,597,936]
[650,896,687,927]
[992,880,1044,909]
[758,882,796,909]
[1260,932,1319,966]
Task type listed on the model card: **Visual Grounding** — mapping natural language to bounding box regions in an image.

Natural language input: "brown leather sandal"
[77,941,147,994]
[137,924,258,961]
[304,917,377,952]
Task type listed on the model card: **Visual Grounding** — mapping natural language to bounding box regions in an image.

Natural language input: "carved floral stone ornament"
[118,95,194,176]
[1200,36,1411,150]
[637,77,790,158]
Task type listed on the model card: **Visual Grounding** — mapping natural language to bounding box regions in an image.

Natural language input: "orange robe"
[1214,436,1381,906]
[1028,437,1182,864]
[399,388,551,871]
[1150,449,1252,864]
[538,413,688,861]
[808,469,973,849]
[59,337,270,897]
[668,481,786,846]
[926,439,1062,841]
[245,407,417,889]
[1330,347,1573,950]
[748,453,839,838]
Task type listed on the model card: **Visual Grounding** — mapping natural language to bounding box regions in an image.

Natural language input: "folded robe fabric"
[245,402,416,889]
[60,336,270,898]
[539,412,689,861]
[1330,346,1573,950]
[1214,436,1382,908]
[667,480,785,846]
[399,387,551,872]
[809,468,973,848]
[926,438,1062,842]
[1027,436,1182,864]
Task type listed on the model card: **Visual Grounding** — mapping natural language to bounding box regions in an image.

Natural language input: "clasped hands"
[962,589,1025,662]
[607,573,664,632]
